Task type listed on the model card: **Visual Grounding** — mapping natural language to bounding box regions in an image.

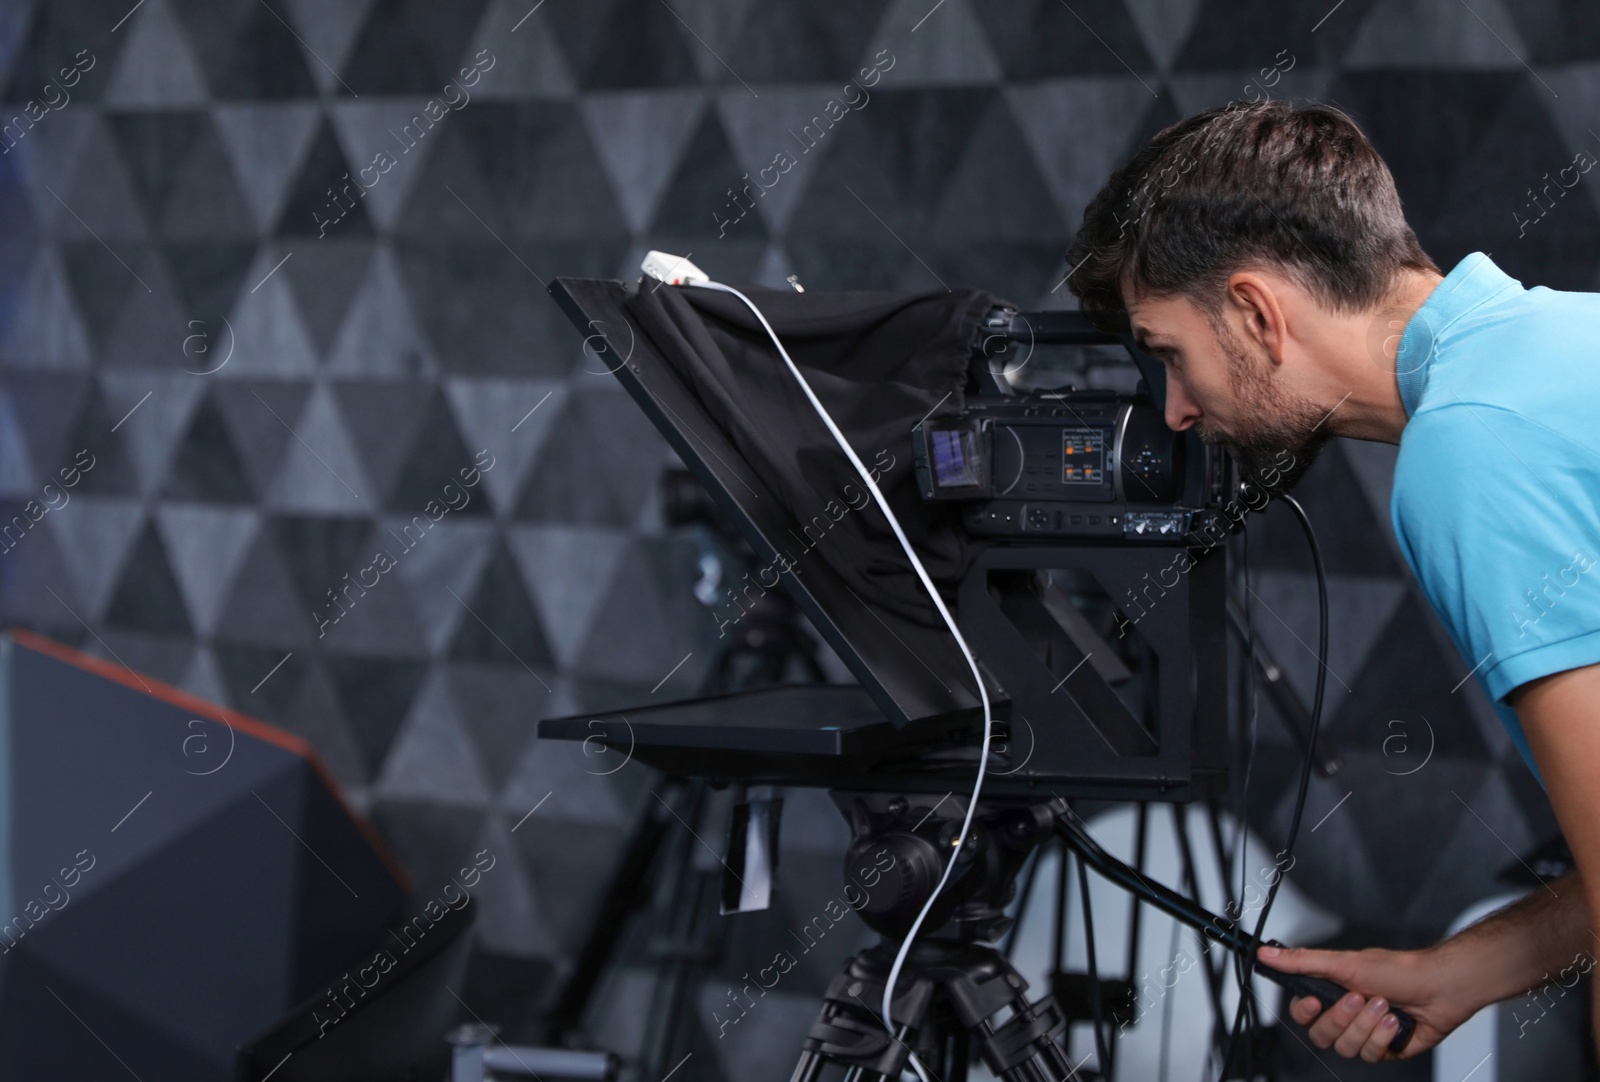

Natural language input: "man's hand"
[1257,944,1479,1062]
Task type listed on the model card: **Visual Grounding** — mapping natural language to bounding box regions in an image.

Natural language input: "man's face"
[1126,288,1329,495]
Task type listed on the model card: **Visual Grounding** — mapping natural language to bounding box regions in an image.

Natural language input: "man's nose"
[1163,381,1200,432]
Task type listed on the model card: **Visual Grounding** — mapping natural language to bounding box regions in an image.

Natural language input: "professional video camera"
[915,316,1218,547]
[535,262,1409,1081]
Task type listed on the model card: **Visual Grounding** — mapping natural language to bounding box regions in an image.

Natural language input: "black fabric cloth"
[625,282,1007,628]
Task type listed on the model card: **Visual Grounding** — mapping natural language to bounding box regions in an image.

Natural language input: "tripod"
[790,795,1416,1082]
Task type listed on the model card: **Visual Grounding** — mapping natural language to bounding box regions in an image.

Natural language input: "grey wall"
[1,0,1597,1078]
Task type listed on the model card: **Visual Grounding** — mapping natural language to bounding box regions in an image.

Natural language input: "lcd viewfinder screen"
[931,427,981,489]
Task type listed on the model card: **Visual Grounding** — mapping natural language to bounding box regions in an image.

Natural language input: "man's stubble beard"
[1197,320,1330,498]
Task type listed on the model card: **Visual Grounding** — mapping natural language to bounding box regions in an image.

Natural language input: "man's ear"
[1224,271,1289,366]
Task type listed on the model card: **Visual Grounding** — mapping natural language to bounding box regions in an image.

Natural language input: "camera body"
[912,389,1229,543]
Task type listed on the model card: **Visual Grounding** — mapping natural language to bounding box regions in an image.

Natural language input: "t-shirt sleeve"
[1392,402,1600,704]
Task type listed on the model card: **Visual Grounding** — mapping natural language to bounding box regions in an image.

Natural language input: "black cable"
[1124,803,1150,1005]
[1218,504,1263,1081]
[1234,520,1263,1050]
[1203,802,1234,948]
[1111,804,1150,1082]
[1159,918,1181,1082]
[1218,493,1326,1081]
[1078,853,1112,1078]
[1210,520,1263,1081]
[1054,836,1069,984]
[1206,799,1257,1061]
[1174,805,1231,1053]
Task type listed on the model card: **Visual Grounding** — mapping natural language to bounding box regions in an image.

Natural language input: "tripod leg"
[544,777,686,1041]
[792,960,929,1082]
[789,1048,827,1082]
[947,1028,971,1082]
[969,1000,1077,1082]
[639,782,715,1077]
[938,950,1076,1082]
[790,1016,908,1082]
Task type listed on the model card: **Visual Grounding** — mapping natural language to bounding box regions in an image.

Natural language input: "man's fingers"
[1289,995,1322,1025]
[1359,1011,1403,1062]
[1258,944,1351,983]
[1333,996,1389,1059]
[1307,992,1366,1049]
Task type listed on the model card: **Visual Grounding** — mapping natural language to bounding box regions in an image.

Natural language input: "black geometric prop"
[0,630,407,1081]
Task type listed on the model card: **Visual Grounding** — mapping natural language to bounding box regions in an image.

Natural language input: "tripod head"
[837,792,1056,943]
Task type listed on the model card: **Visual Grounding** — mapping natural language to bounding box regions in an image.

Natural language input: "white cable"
[686,280,993,1078]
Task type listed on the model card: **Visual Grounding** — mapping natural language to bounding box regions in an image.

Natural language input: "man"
[1066,99,1600,1064]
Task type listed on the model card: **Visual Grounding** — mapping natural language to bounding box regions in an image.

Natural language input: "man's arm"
[1260,662,1600,1061]
[1510,663,1600,1045]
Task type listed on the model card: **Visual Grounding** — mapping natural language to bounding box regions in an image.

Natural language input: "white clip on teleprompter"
[640,250,710,286]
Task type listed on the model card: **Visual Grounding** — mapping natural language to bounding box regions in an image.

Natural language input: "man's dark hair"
[1066,100,1439,332]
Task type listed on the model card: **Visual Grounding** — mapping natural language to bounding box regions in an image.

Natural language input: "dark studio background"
[0,0,1597,1079]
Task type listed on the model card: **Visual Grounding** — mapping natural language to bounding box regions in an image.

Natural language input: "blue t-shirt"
[1391,252,1600,786]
